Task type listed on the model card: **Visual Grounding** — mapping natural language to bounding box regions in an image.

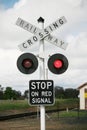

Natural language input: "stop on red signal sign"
[29,80,55,106]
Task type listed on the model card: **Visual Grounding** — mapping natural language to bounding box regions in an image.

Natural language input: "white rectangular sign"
[19,34,68,51]
[45,16,67,33]
[45,34,68,50]
[16,16,67,39]
[16,17,49,41]
[16,17,40,35]
[18,36,38,51]
[16,16,68,51]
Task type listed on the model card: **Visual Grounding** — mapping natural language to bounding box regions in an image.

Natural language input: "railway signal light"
[48,53,68,74]
[17,53,38,74]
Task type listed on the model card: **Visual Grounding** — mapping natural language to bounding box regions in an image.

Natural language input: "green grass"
[60,111,84,117]
[55,98,78,108]
[0,99,79,111]
[46,98,79,110]
[0,100,87,130]
[0,100,29,111]
[50,110,87,118]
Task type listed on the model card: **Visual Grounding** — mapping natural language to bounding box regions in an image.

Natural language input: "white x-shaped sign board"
[16,16,68,51]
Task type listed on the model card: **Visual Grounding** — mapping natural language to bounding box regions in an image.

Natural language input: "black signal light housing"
[17,53,38,74]
[48,53,68,74]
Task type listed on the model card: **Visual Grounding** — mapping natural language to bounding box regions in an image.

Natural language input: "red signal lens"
[22,59,33,69]
[53,59,63,69]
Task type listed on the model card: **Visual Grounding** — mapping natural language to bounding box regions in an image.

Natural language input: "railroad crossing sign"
[16,16,68,51]
[16,16,68,130]
[29,80,54,105]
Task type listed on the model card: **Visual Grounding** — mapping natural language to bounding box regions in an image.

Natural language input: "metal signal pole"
[37,17,45,130]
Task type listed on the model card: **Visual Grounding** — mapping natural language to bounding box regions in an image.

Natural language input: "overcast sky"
[0,0,87,93]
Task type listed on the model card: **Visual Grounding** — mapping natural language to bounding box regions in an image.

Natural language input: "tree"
[4,87,13,99]
[24,90,29,99]
[64,88,79,98]
[12,90,21,100]
[4,87,22,100]
[55,86,64,98]
[55,86,79,99]
[0,85,4,99]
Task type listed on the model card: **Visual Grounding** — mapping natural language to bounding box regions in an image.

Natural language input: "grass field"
[0,99,78,111]
[0,99,80,117]
[0,100,29,111]
[0,99,87,130]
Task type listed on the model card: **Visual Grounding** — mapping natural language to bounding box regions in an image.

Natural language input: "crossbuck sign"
[16,16,68,130]
[16,16,68,51]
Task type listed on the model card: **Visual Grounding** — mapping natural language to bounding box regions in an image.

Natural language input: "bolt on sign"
[29,80,54,105]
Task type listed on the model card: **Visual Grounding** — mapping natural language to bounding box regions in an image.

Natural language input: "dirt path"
[0,117,87,130]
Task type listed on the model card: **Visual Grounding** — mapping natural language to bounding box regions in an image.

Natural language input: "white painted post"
[38,17,45,130]
[46,68,48,80]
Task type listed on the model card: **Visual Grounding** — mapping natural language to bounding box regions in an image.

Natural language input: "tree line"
[55,86,79,99]
[0,85,79,100]
[0,85,22,100]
